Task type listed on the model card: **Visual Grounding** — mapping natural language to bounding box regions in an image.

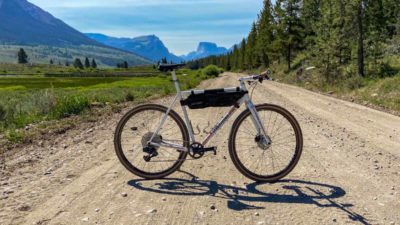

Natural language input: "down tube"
[202,106,239,146]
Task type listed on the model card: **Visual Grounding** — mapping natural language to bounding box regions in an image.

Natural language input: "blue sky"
[29,0,263,55]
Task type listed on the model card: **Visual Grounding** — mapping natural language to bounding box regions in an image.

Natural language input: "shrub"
[203,65,221,77]
[345,76,364,90]
[51,95,90,118]
[376,61,398,78]
[0,104,6,121]
[125,92,135,102]
[292,53,307,70]
[5,130,24,143]
[32,90,57,115]
[162,85,174,95]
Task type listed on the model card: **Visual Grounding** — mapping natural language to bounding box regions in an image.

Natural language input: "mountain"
[86,33,183,63]
[181,42,228,61]
[0,0,150,66]
[0,0,100,46]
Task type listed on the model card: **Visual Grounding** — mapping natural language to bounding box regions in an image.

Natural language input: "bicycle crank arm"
[202,147,217,155]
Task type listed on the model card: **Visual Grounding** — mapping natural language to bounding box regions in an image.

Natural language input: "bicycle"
[114,64,303,182]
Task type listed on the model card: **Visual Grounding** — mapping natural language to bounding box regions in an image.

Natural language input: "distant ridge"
[181,42,228,61]
[86,33,183,63]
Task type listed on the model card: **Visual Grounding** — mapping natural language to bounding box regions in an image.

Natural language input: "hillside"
[0,0,151,66]
[0,0,99,46]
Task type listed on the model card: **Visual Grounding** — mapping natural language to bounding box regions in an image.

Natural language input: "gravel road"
[1,73,399,225]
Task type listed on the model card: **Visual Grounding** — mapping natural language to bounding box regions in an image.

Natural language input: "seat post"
[171,70,181,94]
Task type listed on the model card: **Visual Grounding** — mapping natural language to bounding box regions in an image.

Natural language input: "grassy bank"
[0,65,215,143]
[0,63,162,76]
[256,56,400,115]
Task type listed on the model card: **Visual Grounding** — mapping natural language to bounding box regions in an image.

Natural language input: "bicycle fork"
[245,96,272,147]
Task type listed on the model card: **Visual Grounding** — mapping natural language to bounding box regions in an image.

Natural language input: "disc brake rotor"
[141,132,162,149]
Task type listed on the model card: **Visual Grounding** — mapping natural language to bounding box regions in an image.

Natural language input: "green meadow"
[0,65,211,142]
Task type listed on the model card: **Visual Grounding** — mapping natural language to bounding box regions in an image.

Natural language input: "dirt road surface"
[1,73,399,225]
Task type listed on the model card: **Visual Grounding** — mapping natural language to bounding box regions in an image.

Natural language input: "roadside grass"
[0,62,162,76]
[354,75,400,112]
[252,56,400,115]
[0,66,210,143]
[0,44,150,67]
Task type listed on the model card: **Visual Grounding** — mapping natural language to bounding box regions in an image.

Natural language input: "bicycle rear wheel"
[114,104,189,179]
[229,104,303,182]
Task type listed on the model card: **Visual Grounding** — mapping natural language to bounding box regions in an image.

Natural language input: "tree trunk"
[288,44,292,70]
[357,0,365,77]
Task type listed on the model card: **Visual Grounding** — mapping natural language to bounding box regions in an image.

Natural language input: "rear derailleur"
[143,146,158,162]
[142,132,162,162]
[189,142,217,159]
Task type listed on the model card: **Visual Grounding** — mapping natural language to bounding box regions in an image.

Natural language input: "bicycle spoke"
[118,107,186,174]
[232,106,300,179]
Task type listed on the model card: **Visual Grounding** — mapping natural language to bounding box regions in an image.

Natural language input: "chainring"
[189,142,205,159]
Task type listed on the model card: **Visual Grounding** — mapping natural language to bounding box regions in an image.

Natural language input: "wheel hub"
[255,135,272,150]
[141,132,162,149]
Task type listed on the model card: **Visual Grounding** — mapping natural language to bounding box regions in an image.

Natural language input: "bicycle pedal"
[203,147,217,155]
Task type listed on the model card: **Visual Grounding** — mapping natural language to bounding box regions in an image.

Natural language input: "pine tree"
[17,48,28,64]
[364,0,389,67]
[84,57,90,68]
[282,0,304,70]
[383,0,400,38]
[123,61,128,68]
[271,0,287,64]
[313,0,347,81]
[246,22,258,69]
[49,59,54,65]
[240,38,247,70]
[357,0,366,77]
[226,56,232,71]
[188,0,398,79]
[73,58,84,69]
[256,0,275,67]
[91,59,97,68]
[232,45,240,70]
[301,0,322,51]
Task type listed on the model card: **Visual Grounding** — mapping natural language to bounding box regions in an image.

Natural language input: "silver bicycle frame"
[149,70,270,152]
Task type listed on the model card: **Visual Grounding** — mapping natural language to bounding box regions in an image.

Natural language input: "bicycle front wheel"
[229,104,303,182]
[114,104,189,179]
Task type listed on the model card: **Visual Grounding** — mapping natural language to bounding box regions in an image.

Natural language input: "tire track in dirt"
[1,73,399,225]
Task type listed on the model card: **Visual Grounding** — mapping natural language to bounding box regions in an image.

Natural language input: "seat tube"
[172,70,181,93]
[172,70,196,142]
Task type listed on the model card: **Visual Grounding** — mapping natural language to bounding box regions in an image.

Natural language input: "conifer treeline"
[188,0,399,80]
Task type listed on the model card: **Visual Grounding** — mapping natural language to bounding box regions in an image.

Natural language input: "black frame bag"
[180,88,247,109]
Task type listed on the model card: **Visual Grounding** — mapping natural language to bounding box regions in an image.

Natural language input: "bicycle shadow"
[127,171,370,225]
